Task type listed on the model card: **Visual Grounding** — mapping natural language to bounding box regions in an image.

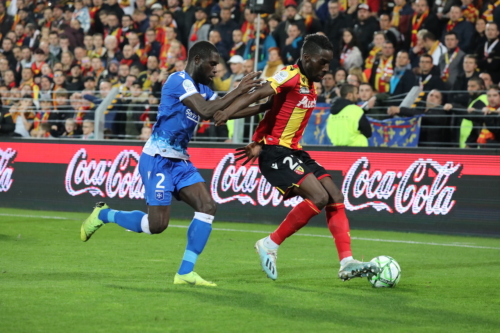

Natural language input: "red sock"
[270,199,321,245]
[325,203,352,260]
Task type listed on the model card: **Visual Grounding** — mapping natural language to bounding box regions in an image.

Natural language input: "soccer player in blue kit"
[80,41,261,286]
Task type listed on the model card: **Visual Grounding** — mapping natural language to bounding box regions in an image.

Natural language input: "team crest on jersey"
[299,87,310,94]
[183,79,197,94]
[155,190,164,200]
[294,165,304,175]
[297,96,316,108]
[273,71,289,83]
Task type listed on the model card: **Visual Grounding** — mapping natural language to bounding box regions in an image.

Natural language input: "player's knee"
[198,199,217,216]
[332,192,344,204]
[149,216,169,234]
[311,192,329,210]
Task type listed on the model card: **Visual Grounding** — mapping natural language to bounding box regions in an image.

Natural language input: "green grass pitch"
[1,207,500,333]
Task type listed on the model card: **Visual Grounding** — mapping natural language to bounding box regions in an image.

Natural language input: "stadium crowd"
[0,0,499,147]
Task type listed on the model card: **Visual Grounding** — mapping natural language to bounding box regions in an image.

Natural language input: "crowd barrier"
[1,139,499,236]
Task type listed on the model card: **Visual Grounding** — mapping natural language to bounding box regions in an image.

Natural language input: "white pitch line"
[2,213,500,250]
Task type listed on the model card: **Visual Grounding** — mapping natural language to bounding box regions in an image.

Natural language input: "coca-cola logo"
[65,148,144,199]
[342,157,461,215]
[211,153,461,215]
[0,148,16,192]
[211,153,303,207]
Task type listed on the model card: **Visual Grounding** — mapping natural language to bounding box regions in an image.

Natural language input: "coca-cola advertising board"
[1,139,499,236]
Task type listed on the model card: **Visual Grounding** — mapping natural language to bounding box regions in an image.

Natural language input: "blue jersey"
[143,71,217,160]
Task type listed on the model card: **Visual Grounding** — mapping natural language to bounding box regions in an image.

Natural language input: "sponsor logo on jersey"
[299,87,310,94]
[297,96,316,108]
[273,71,289,84]
[185,108,200,123]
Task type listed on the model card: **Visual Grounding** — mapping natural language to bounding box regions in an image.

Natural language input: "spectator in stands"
[282,23,303,65]
[0,94,15,137]
[470,18,487,54]
[2,38,16,69]
[125,81,147,138]
[324,1,352,58]
[354,4,379,57]
[380,14,400,48]
[480,72,494,88]
[227,55,245,90]
[216,7,239,53]
[335,68,348,86]
[242,59,254,75]
[442,6,473,53]
[422,32,447,66]
[188,7,210,49]
[452,55,480,106]
[389,50,416,98]
[483,86,500,145]
[405,0,440,49]
[391,0,414,37]
[240,8,256,43]
[456,77,487,148]
[364,32,385,77]
[321,71,337,103]
[209,30,229,61]
[298,1,322,34]
[229,29,245,58]
[83,80,125,137]
[346,73,360,87]
[340,28,363,70]
[273,0,305,58]
[244,17,277,71]
[392,89,449,146]
[82,119,95,139]
[66,64,85,91]
[261,47,283,80]
[103,35,122,65]
[369,40,395,93]
[476,22,500,83]
[439,31,465,87]
[327,84,372,146]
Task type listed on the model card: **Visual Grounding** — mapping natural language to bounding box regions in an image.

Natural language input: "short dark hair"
[469,76,485,89]
[464,54,477,63]
[188,41,218,62]
[420,53,433,62]
[445,31,459,40]
[422,31,436,41]
[302,33,334,56]
[359,82,373,90]
[340,84,358,98]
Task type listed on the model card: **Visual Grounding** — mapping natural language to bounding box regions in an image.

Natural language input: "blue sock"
[99,209,147,233]
[178,212,214,275]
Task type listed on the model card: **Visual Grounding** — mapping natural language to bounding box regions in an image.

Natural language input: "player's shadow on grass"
[0,234,17,241]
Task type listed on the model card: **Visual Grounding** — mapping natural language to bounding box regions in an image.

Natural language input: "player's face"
[197,51,220,85]
[304,49,333,82]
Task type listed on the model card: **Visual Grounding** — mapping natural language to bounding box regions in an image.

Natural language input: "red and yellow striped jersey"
[252,64,317,150]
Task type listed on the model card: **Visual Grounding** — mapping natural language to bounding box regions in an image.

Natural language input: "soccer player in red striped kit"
[214,34,380,281]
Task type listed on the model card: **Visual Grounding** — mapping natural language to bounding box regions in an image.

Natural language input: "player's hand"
[214,110,228,126]
[236,71,263,94]
[234,142,263,166]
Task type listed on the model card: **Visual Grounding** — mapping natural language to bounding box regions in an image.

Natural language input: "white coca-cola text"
[0,148,16,192]
[342,157,460,215]
[65,148,144,199]
[211,153,302,207]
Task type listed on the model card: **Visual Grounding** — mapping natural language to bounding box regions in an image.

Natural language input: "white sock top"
[194,212,214,224]
[141,214,151,234]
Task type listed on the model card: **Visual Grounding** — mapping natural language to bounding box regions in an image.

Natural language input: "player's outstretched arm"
[214,96,274,124]
[213,82,275,125]
[182,72,262,120]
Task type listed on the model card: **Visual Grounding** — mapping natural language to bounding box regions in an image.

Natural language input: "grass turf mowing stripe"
[2,212,500,251]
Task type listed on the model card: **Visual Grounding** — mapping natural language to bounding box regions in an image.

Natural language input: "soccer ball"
[367,256,401,288]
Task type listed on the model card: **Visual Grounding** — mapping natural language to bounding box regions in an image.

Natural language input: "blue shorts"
[139,153,205,206]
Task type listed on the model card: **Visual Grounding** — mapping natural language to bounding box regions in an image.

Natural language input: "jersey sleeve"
[201,84,218,101]
[266,67,299,94]
[163,73,200,102]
